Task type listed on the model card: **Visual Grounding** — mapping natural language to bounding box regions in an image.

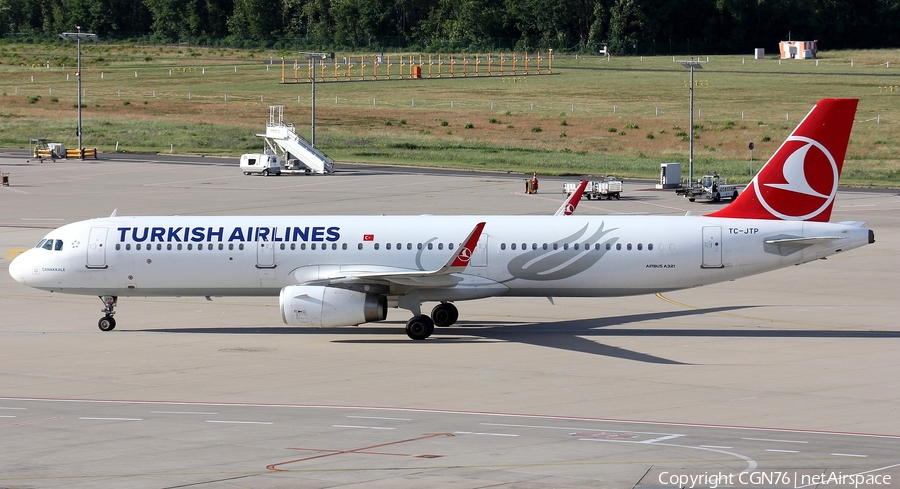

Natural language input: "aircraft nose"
[8,250,29,284]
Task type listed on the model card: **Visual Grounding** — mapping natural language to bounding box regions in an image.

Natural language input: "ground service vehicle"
[677,173,741,202]
[240,153,282,176]
[563,178,623,200]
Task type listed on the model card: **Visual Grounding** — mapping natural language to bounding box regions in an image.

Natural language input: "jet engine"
[279,286,387,327]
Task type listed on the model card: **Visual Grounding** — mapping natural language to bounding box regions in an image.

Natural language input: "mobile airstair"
[257,106,334,174]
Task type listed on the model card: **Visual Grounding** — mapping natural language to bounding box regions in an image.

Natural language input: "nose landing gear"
[98,295,117,331]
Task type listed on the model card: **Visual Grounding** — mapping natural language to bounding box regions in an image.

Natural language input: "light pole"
[676,59,704,184]
[300,52,331,147]
[60,27,98,152]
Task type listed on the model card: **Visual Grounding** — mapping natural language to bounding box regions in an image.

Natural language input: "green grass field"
[1,44,899,185]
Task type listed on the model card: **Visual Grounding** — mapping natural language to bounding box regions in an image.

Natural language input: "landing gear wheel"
[406,315,434,340]
[431,303,459,327]
[98,316,116,331]
[97,295,118,331]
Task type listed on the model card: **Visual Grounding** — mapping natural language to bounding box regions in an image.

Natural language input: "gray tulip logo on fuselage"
[506,223,618,281]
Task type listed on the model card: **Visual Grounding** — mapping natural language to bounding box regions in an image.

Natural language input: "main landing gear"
[404,303,459,340]
[98,295,117,331]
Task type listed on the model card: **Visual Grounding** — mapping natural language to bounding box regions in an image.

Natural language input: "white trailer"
[563,177,623,200]
[240,153,282,176]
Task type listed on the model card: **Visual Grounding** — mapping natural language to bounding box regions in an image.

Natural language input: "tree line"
[1,0,898,54]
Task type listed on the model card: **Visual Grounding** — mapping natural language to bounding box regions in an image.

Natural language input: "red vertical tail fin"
[708,98,858,222]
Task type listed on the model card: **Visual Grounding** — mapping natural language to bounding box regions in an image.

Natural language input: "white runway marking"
[743,437,808,444]
[151,411,218,415]
[0,415,16,418]
[765,449,800,453]
[346,415,411,421]
[79,417,142,421]
[700,445,733,449]
[455,431,518,437]
[0,407,26,410]
[641,434,685,443]
[832,453,867,457]
[206,420,272,425]
[332,424,394,430]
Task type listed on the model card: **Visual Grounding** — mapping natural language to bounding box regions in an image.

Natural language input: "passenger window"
[238,243,244,250]
[358,243,363,250]
[638,243,643,250]
[207,243,212,250]
[157,244,162,250]
[218,244,223,250]
[187,244,192,250]
[280,243,285,250]
[448,243,454,250]
[291,243,296,250]
[511,243,516,250]
[417,243,423,250]
[116,244,121,250]
[300,243,306,250]
[552,243,558,250]
[573,243,578,250]
[501,243,506,250]
[427,243,433,250]
[311,243,317,250]
[407,243,412,250]
[177,244,183,250]
[374,243,380,250]
[563,243,568,250]
[532,243,537,250]
[331,243,337,250]
[542,243,547,250]
[438,243,443,250]
[606,243,611,250]
[342,243,347,250]
[228,243,233,250]
[627,243,632,250]
[386,243,392,250]
[126,244,131,251]
[396,243,401,250]
[168,244,172,250]
[616,243,621,250]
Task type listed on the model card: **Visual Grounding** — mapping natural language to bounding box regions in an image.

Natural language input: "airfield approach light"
[60,27,98,153]
[300,52,331,147]
[676,59,705,183]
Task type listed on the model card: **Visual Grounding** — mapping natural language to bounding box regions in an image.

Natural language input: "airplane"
[9,99,874,340]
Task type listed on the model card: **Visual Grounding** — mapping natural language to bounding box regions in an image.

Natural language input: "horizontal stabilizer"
[764,236,843,245]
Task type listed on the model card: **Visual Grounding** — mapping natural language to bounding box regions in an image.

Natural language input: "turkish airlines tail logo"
[709,98,857,222]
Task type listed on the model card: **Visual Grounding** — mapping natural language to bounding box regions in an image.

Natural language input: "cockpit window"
[35,239,63,250]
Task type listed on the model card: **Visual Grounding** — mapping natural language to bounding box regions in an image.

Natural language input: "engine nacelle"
[279,286,387,327]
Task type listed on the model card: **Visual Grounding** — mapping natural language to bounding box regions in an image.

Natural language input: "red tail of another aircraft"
[709,98,858,222]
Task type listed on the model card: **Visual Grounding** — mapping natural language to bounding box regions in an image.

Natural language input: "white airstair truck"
[247,106,334,175]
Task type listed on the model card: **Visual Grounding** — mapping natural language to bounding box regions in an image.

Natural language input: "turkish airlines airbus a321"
[9,99,874,340]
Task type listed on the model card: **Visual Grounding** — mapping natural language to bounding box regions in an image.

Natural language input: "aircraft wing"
[293,222,487,288]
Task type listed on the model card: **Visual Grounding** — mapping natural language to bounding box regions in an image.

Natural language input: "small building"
[779,40,817,59]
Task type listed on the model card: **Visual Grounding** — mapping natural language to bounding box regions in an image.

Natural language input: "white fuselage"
[9,215,871,301]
